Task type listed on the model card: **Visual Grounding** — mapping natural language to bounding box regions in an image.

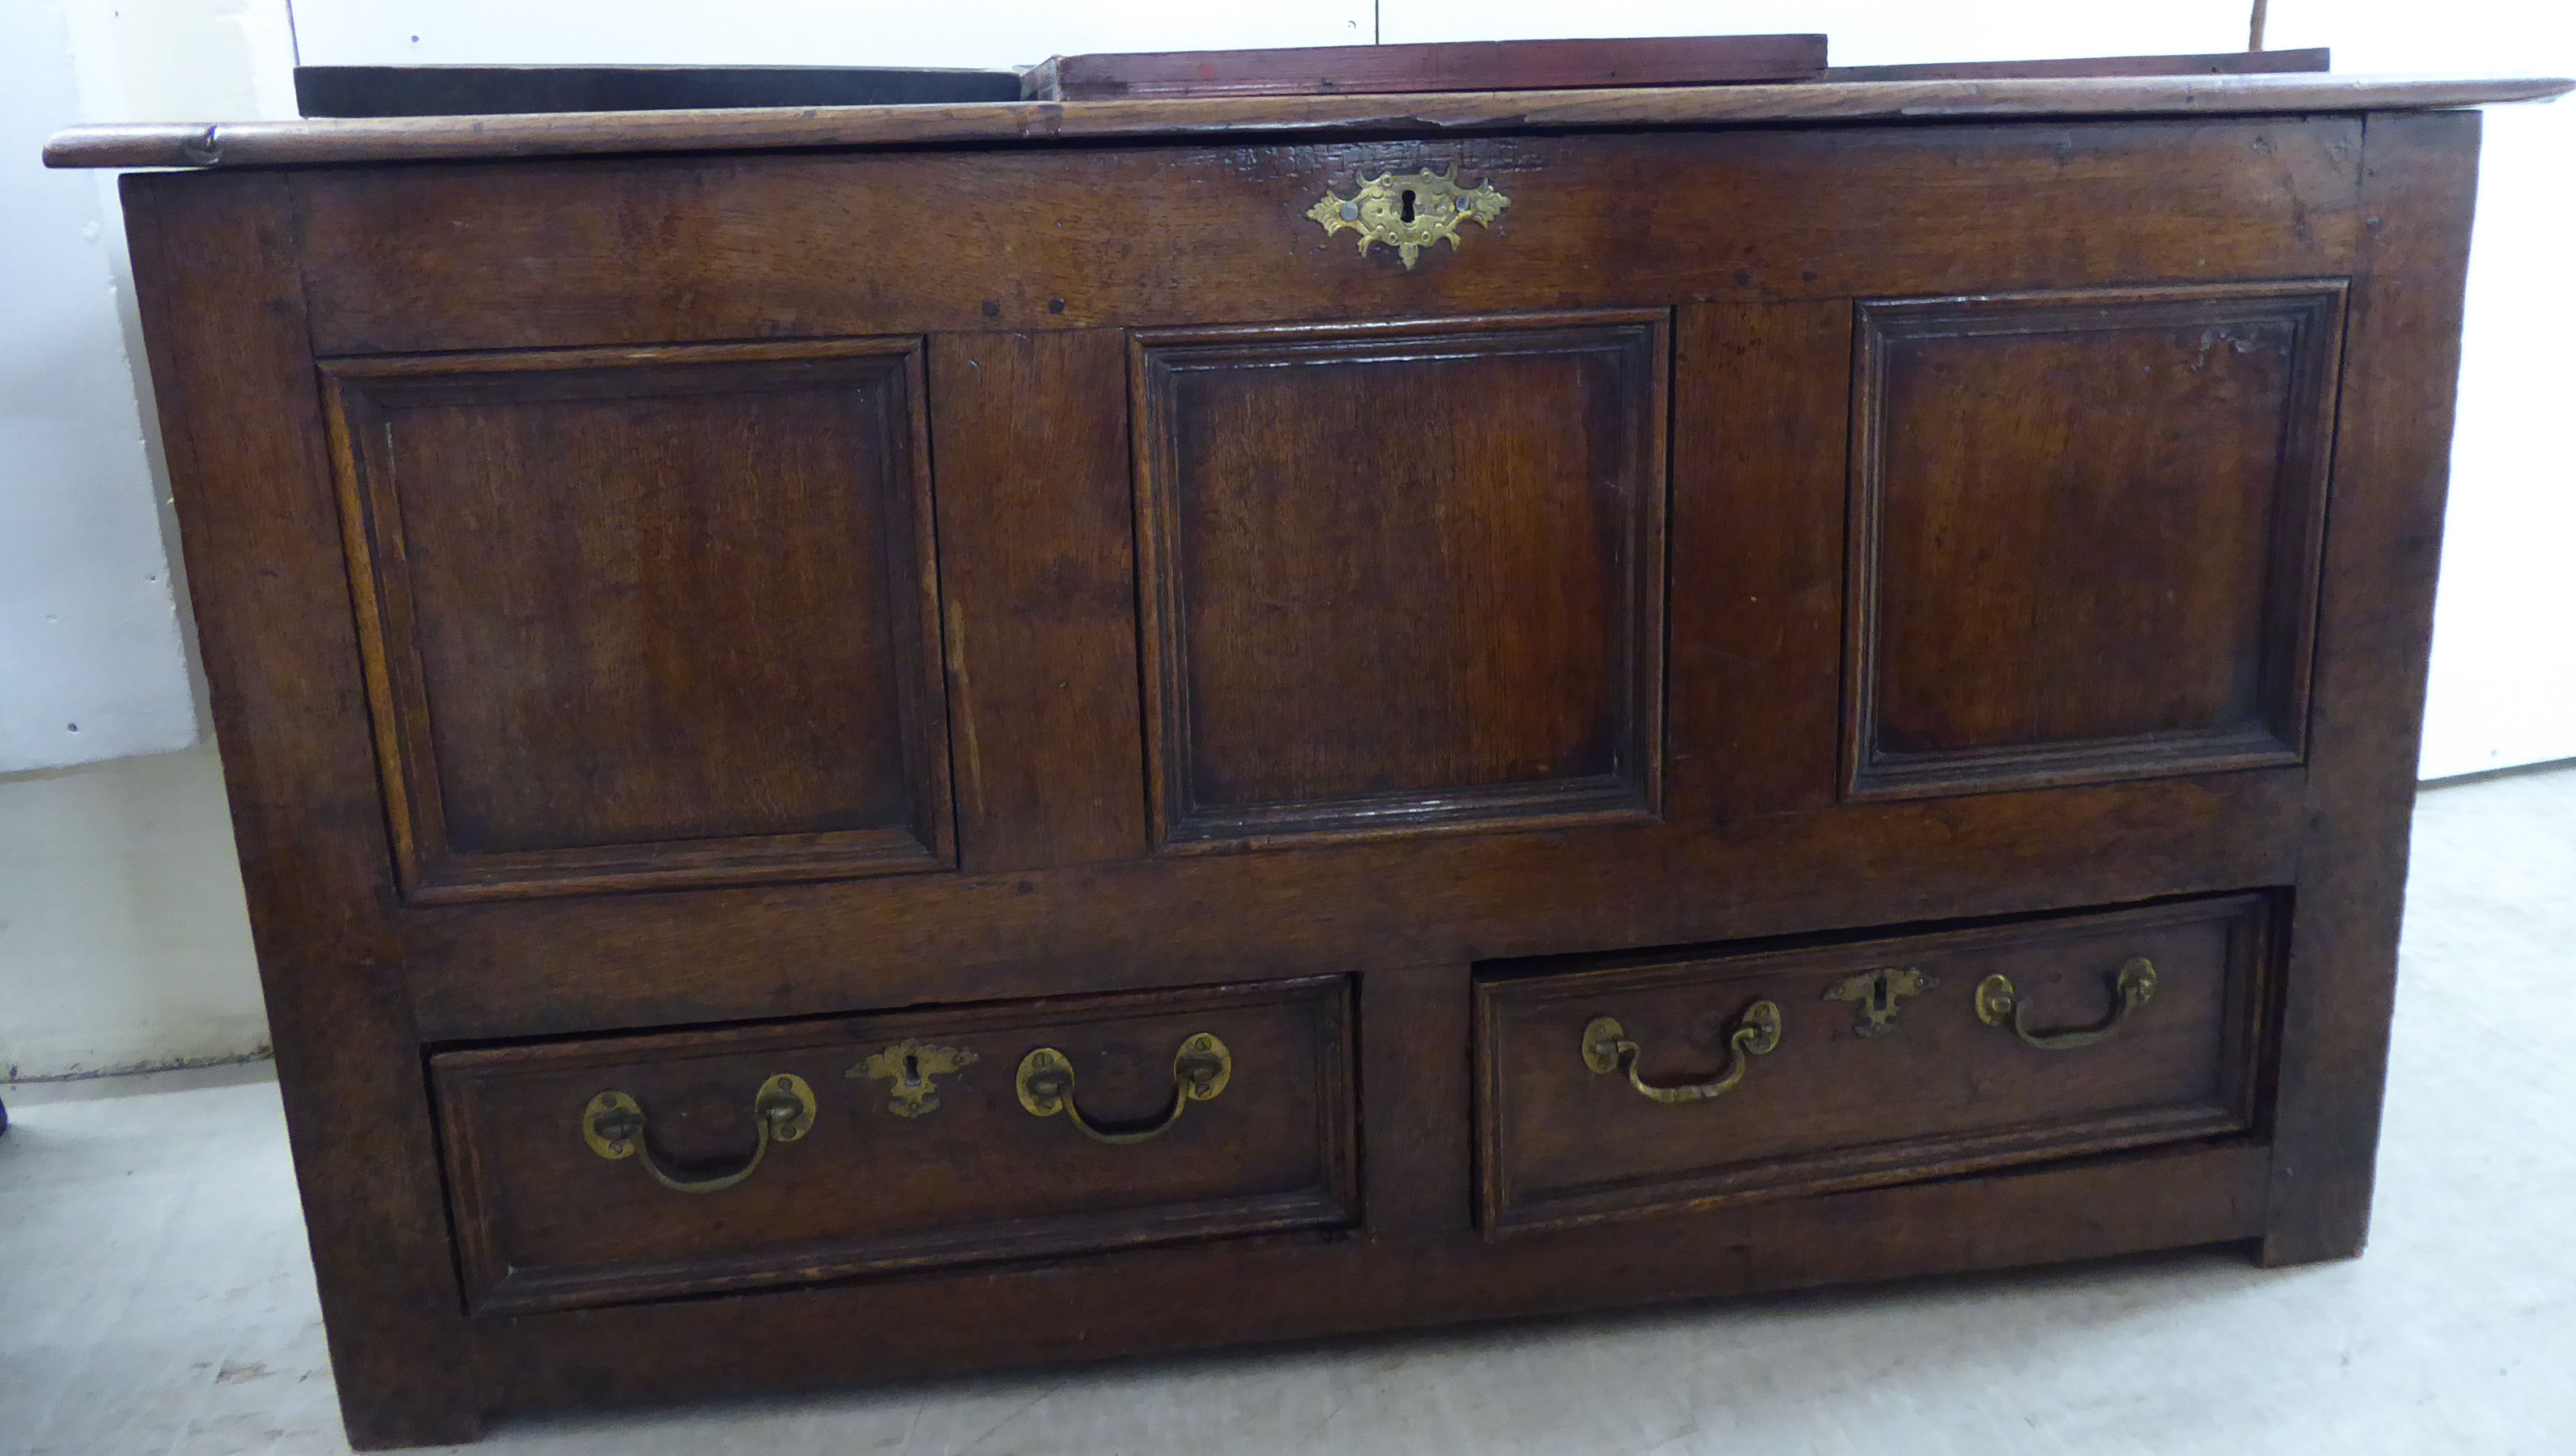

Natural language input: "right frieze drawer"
[1474,894,2273,1232]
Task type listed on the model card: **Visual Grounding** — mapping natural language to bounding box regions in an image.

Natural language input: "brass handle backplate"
[1976,957,2159,1050]
[1582,1001,1783,1105]
[581,1072,815,1194]
[1015,1032,1232,1145]
[1307,166,1510,269]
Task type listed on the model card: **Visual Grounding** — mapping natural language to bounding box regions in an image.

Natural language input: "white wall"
[2,0,196,774]
[286,1,2253,72]
[1376,1,2243,63]
[2267,0,2576,779]
[3,2,2564,1077]
[0,0,294,1080]
[0,747,268,1080]
[287,1,1371,68]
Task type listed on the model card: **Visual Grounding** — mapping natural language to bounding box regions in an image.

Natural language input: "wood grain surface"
[2260,110,2483,1266]
[100,87,2515,1448]
[44,74,2570,171]
[282,121,2368,353]
[1132,311,1666,849]
[1022,34,1825,100]
[435,977,1354,1314]
[1845,281,2345,799]
[477,1141,2272,1420]
[121,172,482,1449]
[925,332,1150,873]
[323,340,953,900]
[1478,895,2273,1230]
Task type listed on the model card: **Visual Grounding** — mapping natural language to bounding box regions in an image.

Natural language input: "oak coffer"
[46,60,2571,1448]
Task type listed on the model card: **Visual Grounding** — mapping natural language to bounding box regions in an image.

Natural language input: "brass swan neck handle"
[1015,1032,1233,1145]
[1582,1001,1783,1104]
[1975,957,2159,1050]
[581,1073,816,1194]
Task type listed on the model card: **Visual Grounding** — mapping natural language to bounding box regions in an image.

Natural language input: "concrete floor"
[5,765,2573,1455]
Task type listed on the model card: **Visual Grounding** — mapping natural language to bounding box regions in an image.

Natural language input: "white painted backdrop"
[2,1,2565,1077]
[1,0,299,1080]
[283,1,2245,69]
[2265,0,2576,779]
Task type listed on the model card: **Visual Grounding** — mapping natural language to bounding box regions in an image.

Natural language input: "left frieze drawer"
[430,976,1356,1314]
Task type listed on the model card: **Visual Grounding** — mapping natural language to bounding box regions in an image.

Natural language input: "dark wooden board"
[283,121,2371,354]
[295,64,1019,117]
[1666,300,1849,822]
[320,341,954,901]
[2260,109,2482,1266]
[434,977,1356,1314]
[402,772,2312,1043]
[1845,281,2345,799]
[478,1141,2272,1421]
[926,332,1150,873]
[1130,311,1668,849]
[121,170,482,1449]
[1022,34,1826,100]
[1477,895,2274,1229]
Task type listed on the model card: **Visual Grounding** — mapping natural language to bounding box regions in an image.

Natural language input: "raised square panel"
[1133,311,1669,849]
[324,339,951,901]
[1846,281,2347,800]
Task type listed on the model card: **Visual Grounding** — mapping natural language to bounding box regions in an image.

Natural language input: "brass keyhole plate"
[1307,166,1510,269]
[1823,967,1936,1037]
[851,1039,979,1118]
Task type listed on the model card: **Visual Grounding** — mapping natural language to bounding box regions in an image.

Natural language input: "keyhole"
[1400,188,1416,222]
[904,1052,921,1082]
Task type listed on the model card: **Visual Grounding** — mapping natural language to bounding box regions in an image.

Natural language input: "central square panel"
[1133,311,1669,850]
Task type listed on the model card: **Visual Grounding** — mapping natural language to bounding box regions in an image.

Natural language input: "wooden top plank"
[44,72,2571,171]
[1022,35,1826,100]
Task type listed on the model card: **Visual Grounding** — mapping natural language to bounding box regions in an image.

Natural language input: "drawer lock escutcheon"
[579,1072,816,1195]
[1582,1001,1783,1105]
[1307,166,1510,269]
[1976,957,2159,1051]
[1823,966,1936,1037]
[851,1039,978,1118]
[1015,1032,1233,1145]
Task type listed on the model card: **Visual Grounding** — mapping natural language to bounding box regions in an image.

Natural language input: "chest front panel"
[297,118,2361,977]
[260,117,2382,1318]
[118,96,2497,1440]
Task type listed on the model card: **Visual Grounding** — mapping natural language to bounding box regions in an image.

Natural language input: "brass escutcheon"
[1976,957,2159,1050]
[850,1039,977,1117]
[1307,165,1510,269]
[1823,966,1936,1037]
[1582,1001,1783,1105]
[580,1072,815,1194]
[1015,1032,1232,1145]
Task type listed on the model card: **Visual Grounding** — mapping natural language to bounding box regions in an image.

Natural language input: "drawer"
[1475,895,2272,1231]
[433,976,1354,1313]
